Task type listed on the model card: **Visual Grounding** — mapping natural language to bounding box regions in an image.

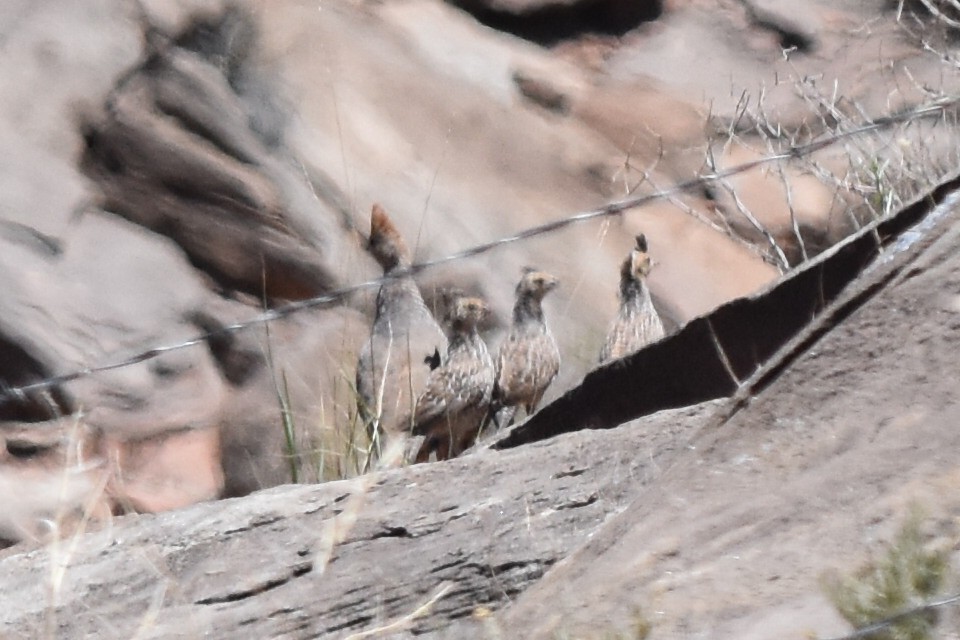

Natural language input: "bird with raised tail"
[356,204,447,465]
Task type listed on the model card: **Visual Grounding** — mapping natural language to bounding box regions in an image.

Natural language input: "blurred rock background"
[1,0,958,545]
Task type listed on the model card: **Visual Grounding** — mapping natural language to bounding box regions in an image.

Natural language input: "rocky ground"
[2,0,960,637]
[2,180,960,637]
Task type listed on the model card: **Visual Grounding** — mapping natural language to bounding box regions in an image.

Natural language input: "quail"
[413,296,496,462]
[491,268,561,429]
[599,234,665,363]
[356,204,447,463]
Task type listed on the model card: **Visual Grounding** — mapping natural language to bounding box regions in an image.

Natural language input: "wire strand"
[0,96,956,408]
[821,592,960,640]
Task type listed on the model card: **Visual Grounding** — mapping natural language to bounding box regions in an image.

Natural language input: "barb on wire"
[0,95,956,409]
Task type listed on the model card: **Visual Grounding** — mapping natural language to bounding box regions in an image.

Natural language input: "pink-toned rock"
[3,0,960,550]
[100,427,223,512]
[712,142,850,265]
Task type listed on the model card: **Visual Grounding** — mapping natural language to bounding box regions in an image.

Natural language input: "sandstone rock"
[2,176,960,638]
[0,400,715,638]
[2,0,960,559]
[80,16,353,301]
[496,170,960,640]
[0,1,369,531]
[100,426,224,512]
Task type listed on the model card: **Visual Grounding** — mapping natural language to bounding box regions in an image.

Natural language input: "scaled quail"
[413,296,496,462]
[599,234,665,363]
[492,268,561,429]
[356,204,447,464]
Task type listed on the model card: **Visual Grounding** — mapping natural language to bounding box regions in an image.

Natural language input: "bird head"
[452,296,489,329]
[517,267,560,302]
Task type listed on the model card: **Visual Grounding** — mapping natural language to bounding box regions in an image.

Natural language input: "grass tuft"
[822,509,951,640]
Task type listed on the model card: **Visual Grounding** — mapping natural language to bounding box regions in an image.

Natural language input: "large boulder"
[2,174,959,638]
[2,0,960,547]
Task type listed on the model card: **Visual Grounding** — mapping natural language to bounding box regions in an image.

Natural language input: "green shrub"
[823,511,950,640]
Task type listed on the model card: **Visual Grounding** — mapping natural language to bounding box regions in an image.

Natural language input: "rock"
[2,0,960,564]
[3,177,960,636]
[79,17,353,301]
[445,0,664,44]
[0,400,715,637]
[0,0,370,531]
[99,426,224,512]
[710,142,845,265]
[0,415,110,547]
[495,170,960,640]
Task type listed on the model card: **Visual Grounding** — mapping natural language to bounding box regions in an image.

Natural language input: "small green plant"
[272,367,301,483]
[261,312,302,483]
[823,510,951,640]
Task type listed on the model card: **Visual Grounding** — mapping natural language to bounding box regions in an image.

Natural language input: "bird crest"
[624,233,653,279]
[635,233,648,253]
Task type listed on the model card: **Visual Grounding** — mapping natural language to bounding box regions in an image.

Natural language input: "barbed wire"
[1,95,958,410]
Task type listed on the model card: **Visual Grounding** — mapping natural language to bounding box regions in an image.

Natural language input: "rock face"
[2,179,960,638]
[80,12,351,301]
[498,183,960,640]
[1,0,960,604]
[0,1,370,530]
[0,401,715,638]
